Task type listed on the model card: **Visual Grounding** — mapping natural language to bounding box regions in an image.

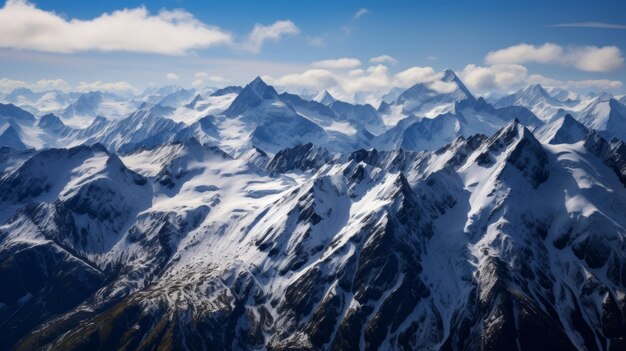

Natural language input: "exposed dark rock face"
[2,120,626,351]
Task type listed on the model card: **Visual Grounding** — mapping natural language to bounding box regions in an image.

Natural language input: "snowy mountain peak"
[493,84,563,122]
[0,125,27,150]
[184,94,203,109]
[224,77,280,116]
[442,68,474,99]
[38,113,68,134]
[71,91,103,110]
[537,114,589,145]
[546,87,578,102]
[266,142,334,173]
[498,117,523,136]
[313,90,336,106]
[209,85,242,97]
[512,84,557,106]
[522,83,549,97]
[394,69,475,116]
[248,76,276,96]
[482,118,536,152]
[61,91,104,122]
[378,100,391,112]
[0,102,36,125]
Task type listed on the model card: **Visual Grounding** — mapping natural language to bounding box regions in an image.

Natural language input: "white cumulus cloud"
[0,77,28,92]
[264,69,338,90]
[393,67,438,87]
[265,64,447,104]
[0,0,233,55]
[460,63,623,93]
[166,73,179,81]
[485,43,624,72]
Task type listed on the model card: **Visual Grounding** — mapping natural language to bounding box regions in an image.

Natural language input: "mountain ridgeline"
[1,72,626,350]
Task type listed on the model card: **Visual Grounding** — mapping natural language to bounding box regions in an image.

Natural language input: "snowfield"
[1,73,626,350]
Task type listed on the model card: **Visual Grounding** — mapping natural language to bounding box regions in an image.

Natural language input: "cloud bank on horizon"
[0,0,624,100]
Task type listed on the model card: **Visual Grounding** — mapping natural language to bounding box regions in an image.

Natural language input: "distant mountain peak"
[185,94,203,109]
[394,69,475,114]
[0,103,36,125]
[0,125,27,150]
[537,113,589,145]
[522,84,549,97]
[313,90,336,106]
[247,76,274,94]
[442,68,458,81]
[224,77,279,116]
[38,113,68,133]
[231,76,275,99]
[210,85,242,97]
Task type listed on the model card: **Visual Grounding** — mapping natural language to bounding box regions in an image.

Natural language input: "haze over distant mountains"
[2,69,626,155]
[2,69,626,350]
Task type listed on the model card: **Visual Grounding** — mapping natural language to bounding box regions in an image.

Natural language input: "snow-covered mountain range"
[1,70,626,350]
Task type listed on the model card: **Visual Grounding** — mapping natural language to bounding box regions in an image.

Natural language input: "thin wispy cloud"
[370,55,398,65]
[312,58,362,69]
[552,22,626,29]
[353,8,370,19]
[307,36,325,47]
[192,72,229,87]
[76,81,137,94]
[241,20,300,53]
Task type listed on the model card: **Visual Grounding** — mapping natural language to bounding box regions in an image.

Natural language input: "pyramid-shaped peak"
[503,117,522,130]
[245,76,278,98]
[320,90,334,99]
[314,90,336,106]
[0,125,27,150]
[535,113,588,145]
[249,76,268,88]
[38,113,66,129]
[561,113,579,124]
[522,84,549,96]
[224,76,279,116]
[489,118,529,144]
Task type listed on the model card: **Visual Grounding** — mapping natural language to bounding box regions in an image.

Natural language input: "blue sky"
[0,0,625,98]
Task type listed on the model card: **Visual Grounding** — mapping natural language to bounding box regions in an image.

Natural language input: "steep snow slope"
[313,90,337,106]
[577,97,626,141]
[495,84,568,121]
[0,73,553,156]
[2,119,626,350]
[61,91,139,127]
